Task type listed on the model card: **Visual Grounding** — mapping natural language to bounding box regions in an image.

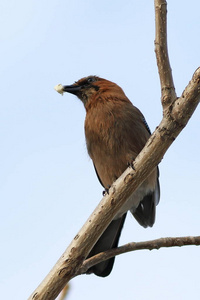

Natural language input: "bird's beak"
[62,84,82,95]
[54,83,82,96]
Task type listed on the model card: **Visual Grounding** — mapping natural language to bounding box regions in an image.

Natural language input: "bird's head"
[55,76,127,110]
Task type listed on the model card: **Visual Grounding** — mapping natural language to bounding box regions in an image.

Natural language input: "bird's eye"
[87,77,95,83]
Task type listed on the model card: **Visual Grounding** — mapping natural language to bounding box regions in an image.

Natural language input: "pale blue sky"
[0,1,200,299]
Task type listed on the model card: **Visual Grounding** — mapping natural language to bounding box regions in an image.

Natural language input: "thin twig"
[154,0,177,108]
[79,236,200,274]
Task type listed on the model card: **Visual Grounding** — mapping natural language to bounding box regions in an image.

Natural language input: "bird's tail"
[133,194,156,228]
[86,213,126,277]
[133,179,160,228]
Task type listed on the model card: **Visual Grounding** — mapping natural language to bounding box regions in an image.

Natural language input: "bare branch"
[79,236,200,274]
[172,67,200,122]
[154,0,177,108]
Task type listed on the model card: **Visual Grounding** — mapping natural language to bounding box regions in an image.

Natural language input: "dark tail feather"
[86,213,126,277]
[133,179,160,228]
[133,194,155,228]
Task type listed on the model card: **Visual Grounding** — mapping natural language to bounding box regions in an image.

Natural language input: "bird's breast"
[85,100,150,187]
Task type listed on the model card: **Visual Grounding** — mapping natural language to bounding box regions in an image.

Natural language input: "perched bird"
[56,76,160,277]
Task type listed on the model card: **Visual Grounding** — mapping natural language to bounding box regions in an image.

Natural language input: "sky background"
[1,1,200,299]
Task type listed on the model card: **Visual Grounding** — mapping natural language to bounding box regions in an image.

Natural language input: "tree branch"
[154,0,177,108]
[29,2,200,300]
[79,236,200,274]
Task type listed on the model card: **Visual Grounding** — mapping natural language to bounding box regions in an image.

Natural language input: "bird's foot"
[102,186,111,196]
[128,160,135,170]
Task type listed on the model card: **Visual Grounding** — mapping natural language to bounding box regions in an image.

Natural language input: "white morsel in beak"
[54,84,64,95]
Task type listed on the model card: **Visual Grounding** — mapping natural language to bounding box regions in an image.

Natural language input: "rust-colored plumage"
[62,76,160,277]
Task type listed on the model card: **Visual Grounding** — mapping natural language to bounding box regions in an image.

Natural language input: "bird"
[56,76,160,277]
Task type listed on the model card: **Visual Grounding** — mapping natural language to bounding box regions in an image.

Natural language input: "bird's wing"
[142,117,152,135]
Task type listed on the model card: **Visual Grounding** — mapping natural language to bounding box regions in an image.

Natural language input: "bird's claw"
[128,161,135,170]
[102,186,110,196]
